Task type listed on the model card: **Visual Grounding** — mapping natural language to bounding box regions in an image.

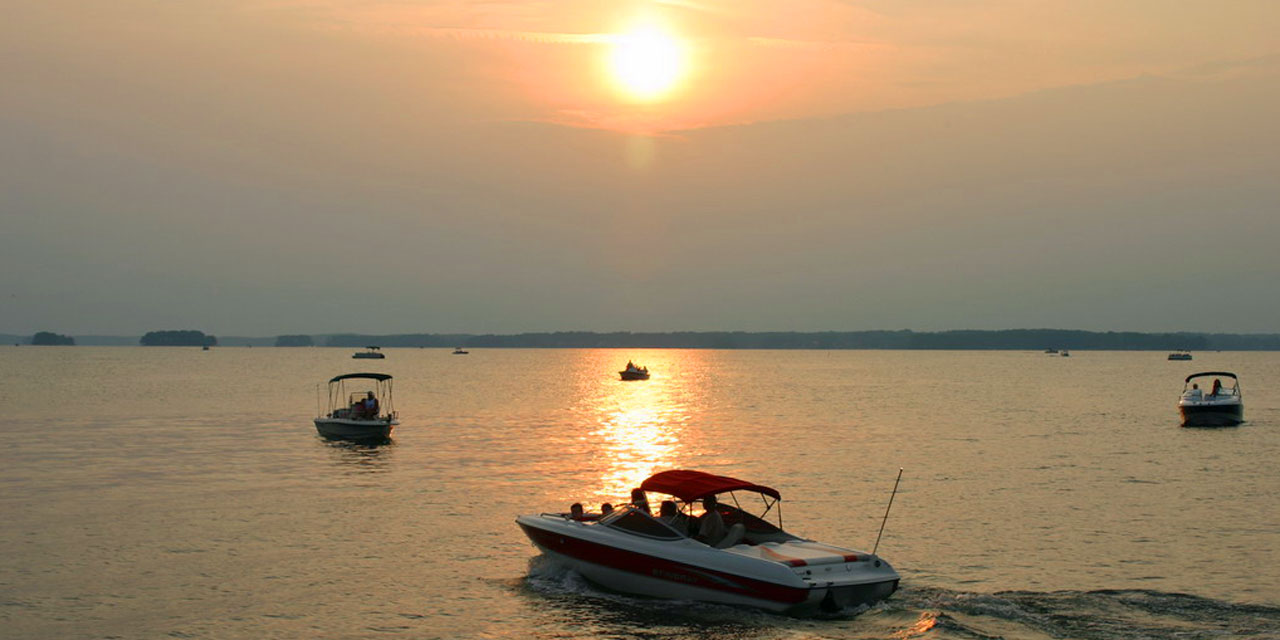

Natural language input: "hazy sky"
[3,1,1278,335]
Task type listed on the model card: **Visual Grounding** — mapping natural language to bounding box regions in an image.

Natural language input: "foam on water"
[521,557,1280,639]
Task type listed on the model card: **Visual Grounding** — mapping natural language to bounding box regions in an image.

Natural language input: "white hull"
[313,417,397,440]
[516,514,898,615]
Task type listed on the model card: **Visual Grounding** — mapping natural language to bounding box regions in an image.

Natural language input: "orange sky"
[3,1,1279,334]
[260,0,1280,132]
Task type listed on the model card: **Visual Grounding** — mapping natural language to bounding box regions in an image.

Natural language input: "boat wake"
[521,558,1280,639]
[892,586,1280,640]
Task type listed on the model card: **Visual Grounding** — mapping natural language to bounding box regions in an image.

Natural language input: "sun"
[609,26,685,100]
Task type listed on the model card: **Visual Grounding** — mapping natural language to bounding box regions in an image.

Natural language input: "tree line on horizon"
[318,329,1280,350]
[14,329,1280,350]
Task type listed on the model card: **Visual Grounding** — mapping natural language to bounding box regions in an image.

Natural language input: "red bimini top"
[640,470,782,503]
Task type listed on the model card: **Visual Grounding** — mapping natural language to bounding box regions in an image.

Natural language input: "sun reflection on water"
[581,351,704,501]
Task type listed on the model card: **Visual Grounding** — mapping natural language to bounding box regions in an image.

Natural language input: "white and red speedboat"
[516,469,900,615]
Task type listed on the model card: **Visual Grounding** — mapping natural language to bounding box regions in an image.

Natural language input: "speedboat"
[1179,371,1243,427]
[515,470,900,615]
[619,361,650,380]
[1168,351,1193,361]
[314,372,399,440]
[353,346,385,359]
[452,347,469,355]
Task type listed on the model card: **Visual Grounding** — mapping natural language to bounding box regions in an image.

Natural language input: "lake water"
[1,347,1277,639]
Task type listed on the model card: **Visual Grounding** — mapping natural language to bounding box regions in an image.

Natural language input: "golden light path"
[585,351,704,501]
[609,25,686,101]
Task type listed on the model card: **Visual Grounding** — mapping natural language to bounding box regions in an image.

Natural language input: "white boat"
[1179,371,1243,427]
[619,361,650,380]
[515,470,900,615]
[314,373,399,440]
[1060,350,1071,357]
[1168,351,1193,361]
[353,346,385,359]
[452,347,469,355]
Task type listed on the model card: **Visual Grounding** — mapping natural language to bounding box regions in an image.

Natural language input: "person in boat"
[697,495,727,545]
[659,500,691,533]
[570,502,584,520]
[363,391,379,418]
[630,488,650,514]
[659,500,678,522]
[1211,379,1222,396]
[600,503,614,516]
[1186,383,1203,401]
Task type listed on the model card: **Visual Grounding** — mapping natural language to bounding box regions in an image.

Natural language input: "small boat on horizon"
[619,361,650,380]
[515,469,900,615]
[314,372,399,441]
[452,347,469,355]
[1168,351,1193,361]
[1179,371,1243,427]
[1044,348,1058,354]
[1060,350,1071,357]
[353,346,385,359]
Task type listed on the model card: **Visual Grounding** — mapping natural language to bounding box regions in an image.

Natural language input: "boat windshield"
[599,505,685,540]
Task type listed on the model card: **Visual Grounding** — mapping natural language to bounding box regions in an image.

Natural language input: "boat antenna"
[872,468,903,555]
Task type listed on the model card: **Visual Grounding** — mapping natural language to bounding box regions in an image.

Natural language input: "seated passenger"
[570,502,584,520]
[1185,383,1203,401]
[600,503,614,516]
[630,488,651,514]
[1211,379,1222,396]
[697,495,727,546]
[659,500,678,522]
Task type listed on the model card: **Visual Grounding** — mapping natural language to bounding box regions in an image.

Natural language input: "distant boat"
[452,347,469,355]
[1043,348,1058,354]
[202,345,210,351]
[619,361,650,380]
[353,346,385,359]
[1178,371,1243,427]
[1060,350,1070,357]
[1168,351,1193,361]
[314,372,399,441]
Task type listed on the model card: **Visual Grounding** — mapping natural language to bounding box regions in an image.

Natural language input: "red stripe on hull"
[518,522,809,605]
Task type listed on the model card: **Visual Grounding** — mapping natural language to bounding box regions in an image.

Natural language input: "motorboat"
[1043,348,1058,354]
[619,361,650,380]
[1168,351,1193,361]
[1179,371,1243,427]
[353,346,385,359]
[1060,350,1071,357]
[515,469,900,615]
[452,347,469,355]
[314,372,399,440]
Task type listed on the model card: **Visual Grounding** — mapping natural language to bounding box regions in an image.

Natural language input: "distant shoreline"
[5,329,1280,350]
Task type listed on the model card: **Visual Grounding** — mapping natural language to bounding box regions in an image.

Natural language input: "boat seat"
[714,523,745,549]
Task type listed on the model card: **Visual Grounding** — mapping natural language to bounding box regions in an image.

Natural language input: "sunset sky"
[3,1,1279,334]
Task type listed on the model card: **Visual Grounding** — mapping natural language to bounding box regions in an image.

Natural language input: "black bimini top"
[1185,371,1237,383]
[329,372,393,383]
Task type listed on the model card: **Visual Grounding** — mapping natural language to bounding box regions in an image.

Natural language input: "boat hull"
[314,417,396,440]
[517,517,898,615]
[619,371,650,380]
[1179,403,1243,427]
[352,353,385,359]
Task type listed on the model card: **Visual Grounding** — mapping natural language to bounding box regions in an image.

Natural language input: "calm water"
[1,347,1277,639]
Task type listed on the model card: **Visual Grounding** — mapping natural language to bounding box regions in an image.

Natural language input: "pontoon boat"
[353,346,385,359]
